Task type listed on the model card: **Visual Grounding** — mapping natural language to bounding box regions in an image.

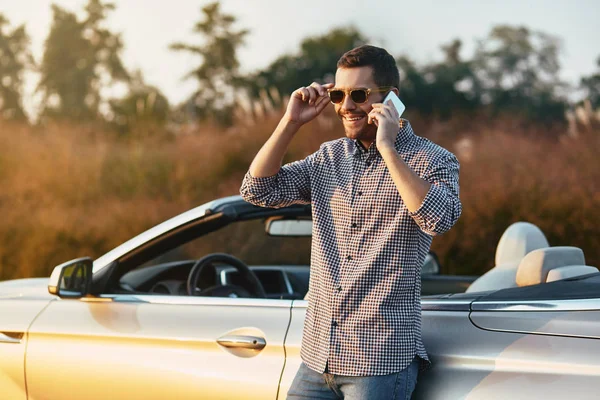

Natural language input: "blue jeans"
[286,357,419,400]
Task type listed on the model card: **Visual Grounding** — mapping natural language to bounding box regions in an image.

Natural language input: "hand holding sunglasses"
[284,82,334,126]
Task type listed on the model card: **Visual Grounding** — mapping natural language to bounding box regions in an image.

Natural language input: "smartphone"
[382,91,406,118]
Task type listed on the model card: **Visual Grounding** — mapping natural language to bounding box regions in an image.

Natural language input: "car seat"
[466,222,549,293]
[515,246,598,286]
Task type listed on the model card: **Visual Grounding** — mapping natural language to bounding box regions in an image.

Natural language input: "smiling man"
[240,45,462,399]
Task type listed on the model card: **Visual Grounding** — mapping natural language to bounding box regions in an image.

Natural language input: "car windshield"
[142,217,312,268]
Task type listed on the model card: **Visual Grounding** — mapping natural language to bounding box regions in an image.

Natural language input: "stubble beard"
[339,110,377,144]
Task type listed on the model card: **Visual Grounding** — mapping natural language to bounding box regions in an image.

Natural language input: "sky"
[1,0,599,114]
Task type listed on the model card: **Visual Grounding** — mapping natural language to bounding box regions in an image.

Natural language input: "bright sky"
[1,0,599,113]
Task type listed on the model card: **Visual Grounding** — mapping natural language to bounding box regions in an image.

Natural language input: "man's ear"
[392,87,400,96]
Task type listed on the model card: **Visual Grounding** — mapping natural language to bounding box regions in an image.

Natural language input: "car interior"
[104,199,598,300]
[466,222,599,293]
[109,202,314,299]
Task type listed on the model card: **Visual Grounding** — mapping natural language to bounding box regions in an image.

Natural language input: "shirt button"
[346,255,352,261]
[351,223,357,228]
[332,321,338,327]
[357,191,363,196]
[336,286,342,292]
[365,161,371,167]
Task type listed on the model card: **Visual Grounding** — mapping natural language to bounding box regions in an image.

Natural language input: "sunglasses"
[327,86,395,104]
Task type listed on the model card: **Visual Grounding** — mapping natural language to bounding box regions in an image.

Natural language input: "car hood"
[0,278,55,300]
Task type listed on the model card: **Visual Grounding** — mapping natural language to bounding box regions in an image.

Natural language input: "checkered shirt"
[240,119,462,376]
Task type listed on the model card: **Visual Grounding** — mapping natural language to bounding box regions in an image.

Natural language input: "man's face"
[333,66,385,147]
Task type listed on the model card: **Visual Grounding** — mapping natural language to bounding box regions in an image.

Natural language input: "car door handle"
[216,335,266,350]
[0,332,23,344]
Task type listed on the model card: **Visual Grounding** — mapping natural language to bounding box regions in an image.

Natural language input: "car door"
[464,298,600,399]
[278,299,306,398]
[25,294,292,400]
[415,286,600,399]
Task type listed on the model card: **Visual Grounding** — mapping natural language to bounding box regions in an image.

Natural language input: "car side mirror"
[48,257,93,298]
[422,253,441,275]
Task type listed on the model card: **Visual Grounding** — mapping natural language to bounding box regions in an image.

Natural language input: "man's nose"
[341,92,357,110]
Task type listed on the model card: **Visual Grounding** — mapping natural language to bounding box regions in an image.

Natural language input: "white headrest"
[465,262,519,293]
[546,266,599,282]
[516,247,585,287]
[495,222,549,265]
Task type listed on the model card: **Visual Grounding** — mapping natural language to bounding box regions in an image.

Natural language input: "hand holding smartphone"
[382,91,406,119]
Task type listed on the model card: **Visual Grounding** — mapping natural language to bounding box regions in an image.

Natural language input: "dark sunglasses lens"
[350,90,368,103]
[329,90,344,103]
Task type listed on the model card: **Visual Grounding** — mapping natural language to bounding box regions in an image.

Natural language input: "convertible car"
[1,195,599,399]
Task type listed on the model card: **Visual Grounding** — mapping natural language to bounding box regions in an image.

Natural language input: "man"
[240,45,462,399]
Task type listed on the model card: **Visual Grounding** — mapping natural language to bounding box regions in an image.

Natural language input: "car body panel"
[472,298,600,312]
[415,308,600,400]
[283,293,600,400]
[279,300,306,399]
[25,295,292,400]
[0,278,54,300]
[0,279,55,400]
[0,299,54,400]
[471,309,600,339]
[0,333,27,400]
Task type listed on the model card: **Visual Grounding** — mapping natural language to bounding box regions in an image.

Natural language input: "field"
[0,106,598,280]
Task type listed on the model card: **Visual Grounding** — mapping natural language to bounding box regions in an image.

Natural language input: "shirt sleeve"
[409,154,462,236]
[240,151,317,208]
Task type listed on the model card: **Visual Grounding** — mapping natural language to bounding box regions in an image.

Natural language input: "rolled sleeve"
[240,152,316,208]
[409,154,462,236]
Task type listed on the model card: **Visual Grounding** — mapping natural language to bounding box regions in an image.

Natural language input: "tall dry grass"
[0,107,598,280]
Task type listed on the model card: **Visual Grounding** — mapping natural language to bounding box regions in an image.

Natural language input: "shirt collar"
[353,140,369,155]
[394,118,414,149]
[352,118,414,156]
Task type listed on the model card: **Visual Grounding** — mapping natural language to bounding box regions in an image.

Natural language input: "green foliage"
[580,56,600,107]
[391,26,569,123]
[170,1,248,126]
[473,25,567,122]
[0,14,32,121]
[37,0,129,122]
[397,40,480,119]
[108,70,170,132]
[242,23,568,125]
[245,26,367,102]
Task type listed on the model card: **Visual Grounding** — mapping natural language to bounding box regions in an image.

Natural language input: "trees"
[170,1,248,126]
[108,70,170,131]
[0,14,32,121]
[396,25,569,123]
[580,56,600,108]
[473,25,566,122]
[6,1,583,128]
[397,39,480,119]
[428,39,481,117]
[37,0,129,121]
[245,27,367,103]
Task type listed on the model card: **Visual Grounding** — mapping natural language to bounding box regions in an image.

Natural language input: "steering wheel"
[186,253,267,298]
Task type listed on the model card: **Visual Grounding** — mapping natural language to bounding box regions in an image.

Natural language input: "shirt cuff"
[409,184,445,233]
[243,171,278,186]
[240,171,279,203]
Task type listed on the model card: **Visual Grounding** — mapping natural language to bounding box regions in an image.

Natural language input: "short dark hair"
[337,45,400,89]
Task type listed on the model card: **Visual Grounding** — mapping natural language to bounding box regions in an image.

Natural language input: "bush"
[0,111,597,280]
